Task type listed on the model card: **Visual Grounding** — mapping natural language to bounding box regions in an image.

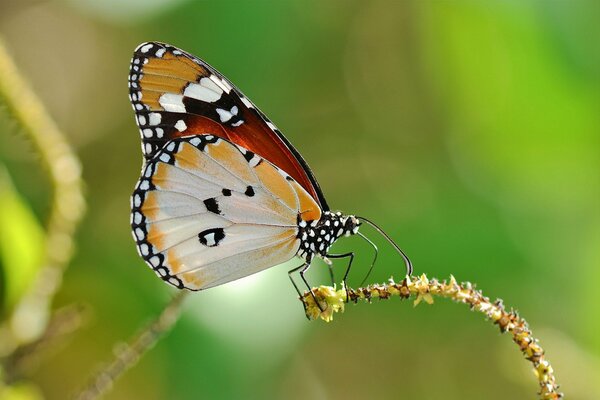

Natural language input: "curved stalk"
[301,274,563,400]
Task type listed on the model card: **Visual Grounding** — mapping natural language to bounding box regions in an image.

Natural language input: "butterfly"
[129,42,412,299]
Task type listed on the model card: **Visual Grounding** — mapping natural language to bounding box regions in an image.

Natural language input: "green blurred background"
[0,0,598,399]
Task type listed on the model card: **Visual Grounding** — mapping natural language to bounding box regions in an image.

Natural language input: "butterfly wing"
[128,41,328,210]
[131,134,322,290]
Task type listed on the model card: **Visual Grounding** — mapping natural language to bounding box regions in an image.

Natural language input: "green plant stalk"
[74,290,188,400]
[0,37,85,345]
[302,274,563,400]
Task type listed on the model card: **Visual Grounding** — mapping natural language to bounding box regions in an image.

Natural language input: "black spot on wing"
[241,149,255,162]
[198,228,225,247]
[203,198,221,214]
[244,186,255,197]
[222,188,232,196]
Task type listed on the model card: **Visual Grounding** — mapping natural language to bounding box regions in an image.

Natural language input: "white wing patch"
[183,81,222,103]
[177,235,299,290]
[158,93,186,112]
[166,224,296,274]
[130,134,320,290]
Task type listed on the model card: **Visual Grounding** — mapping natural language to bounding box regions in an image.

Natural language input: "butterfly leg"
[288,261,324,313]
[325,252,355,302]
[322,257,335,286]
[327,264,335,286]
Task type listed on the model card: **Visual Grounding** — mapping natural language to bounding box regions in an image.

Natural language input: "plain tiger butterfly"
[128,42,412,301]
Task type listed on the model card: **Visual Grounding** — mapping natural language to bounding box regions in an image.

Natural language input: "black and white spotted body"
[296,212,360,262]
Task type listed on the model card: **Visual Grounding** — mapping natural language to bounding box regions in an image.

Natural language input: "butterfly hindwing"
[129,42,328,210]
[131,134,322,290]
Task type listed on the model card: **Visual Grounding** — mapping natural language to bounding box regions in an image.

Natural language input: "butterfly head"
[343,214,361,237]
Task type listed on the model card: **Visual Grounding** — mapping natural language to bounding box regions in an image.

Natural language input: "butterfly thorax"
[297,211,360,260]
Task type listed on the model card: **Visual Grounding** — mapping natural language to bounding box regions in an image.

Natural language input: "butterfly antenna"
[357,232,378,286]
[355,216,413,277]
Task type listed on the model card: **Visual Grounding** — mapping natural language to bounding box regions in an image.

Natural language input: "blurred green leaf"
[0,382,44,400]
[0,165,45,313]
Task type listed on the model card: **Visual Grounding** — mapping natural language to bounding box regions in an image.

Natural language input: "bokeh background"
[0,1,598,399]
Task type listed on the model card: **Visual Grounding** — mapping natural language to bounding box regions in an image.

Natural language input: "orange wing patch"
[179,270,205,289]
[205,139,259,186]
[254,162,299,211]
[165,248,185,275]
[145,223,165,251]
[144,51,206,80]
[138,75,186,109]
[290,180,321,222]
[138,53,206,110]
[140,190,159,221]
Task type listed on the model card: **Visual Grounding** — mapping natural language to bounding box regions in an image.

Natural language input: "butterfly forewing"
[131,135,322,290]
[128,42,328,210]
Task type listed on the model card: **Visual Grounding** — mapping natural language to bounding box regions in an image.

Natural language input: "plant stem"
[0,37,85,345]
[302,274,563,400]
[74,290,188,400]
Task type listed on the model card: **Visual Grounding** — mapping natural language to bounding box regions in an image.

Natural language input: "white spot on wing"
[175,120,187,132]
[159,93,186,112]
[155,48,166,57]
[220,78,233,93]
[140,43,153,53]
[240,97,253,109]
[148,112,162,126]
[204,232,216,246]
[184,81,222,103]
[216,108,233,122]
[139,180,150,190]
[209,74,231,93]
